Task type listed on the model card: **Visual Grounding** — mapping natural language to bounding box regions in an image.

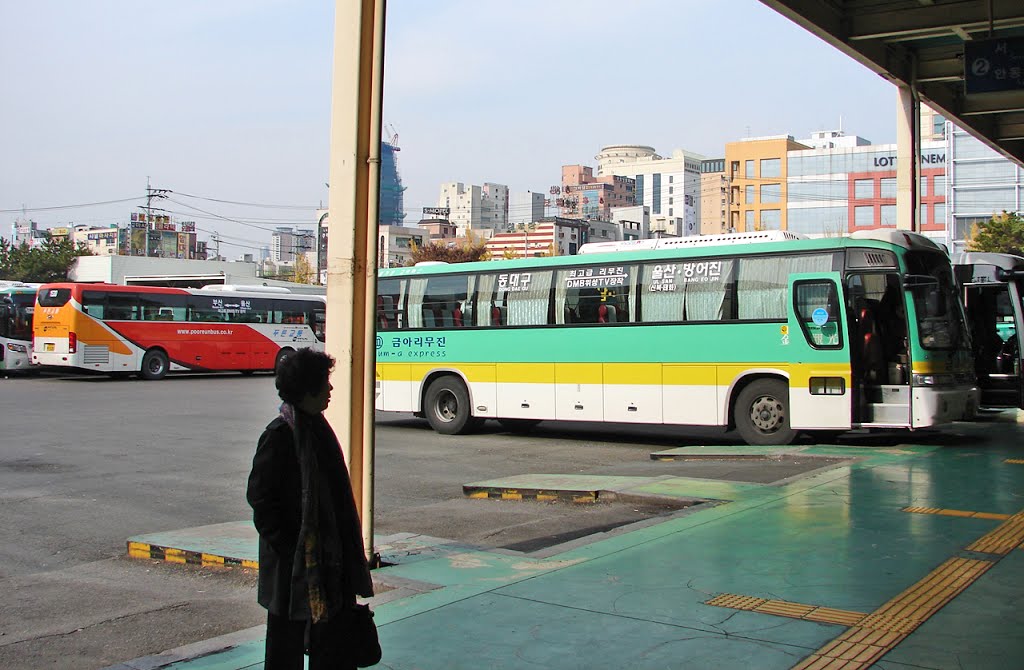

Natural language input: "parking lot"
[2,371,979,669]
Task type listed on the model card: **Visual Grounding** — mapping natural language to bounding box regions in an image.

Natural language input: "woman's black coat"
[247,416,365,618]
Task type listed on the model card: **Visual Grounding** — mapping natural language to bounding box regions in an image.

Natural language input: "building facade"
[509,191,545,226]
[379,139,407,227]
[725,135,809,233]
[484,217,589,259]
[596,145,704,232]
[271,226,316,263]
[378,224,427,268]
[437,182,509,234]
[946,124,1024,252]
[700,158,728,235]
[785,140,947,243]
[559,165,635,221]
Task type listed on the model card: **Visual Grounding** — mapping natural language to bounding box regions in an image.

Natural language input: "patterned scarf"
[279,403,374,622]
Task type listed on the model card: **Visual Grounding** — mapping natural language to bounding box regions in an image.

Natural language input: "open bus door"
[786,273,853,432]
[962,277,1023,409]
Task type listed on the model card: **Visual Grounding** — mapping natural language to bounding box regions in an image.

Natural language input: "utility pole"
[210,232,220,261]
[142,177,170,257]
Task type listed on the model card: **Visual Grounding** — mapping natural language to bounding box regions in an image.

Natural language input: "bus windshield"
[1,294,35,342]
[906,251,969,350]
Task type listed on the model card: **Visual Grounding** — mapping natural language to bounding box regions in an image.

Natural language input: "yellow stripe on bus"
[377,361,851,387]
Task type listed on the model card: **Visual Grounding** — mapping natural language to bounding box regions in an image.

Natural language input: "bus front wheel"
[424,376,475,435]
[140,349,169,381]
[734,379,797,446]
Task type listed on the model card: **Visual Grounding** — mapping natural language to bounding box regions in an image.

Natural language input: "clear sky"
[1,0,898,257]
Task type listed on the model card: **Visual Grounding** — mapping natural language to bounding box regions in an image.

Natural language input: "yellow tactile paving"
[902,506,1011,520]
[791,557,993,669]
[706,594,866,626]
[705,593,766,610]
[966,511,1024,554]
[1005,458,1024,464]
[755,600,816,618]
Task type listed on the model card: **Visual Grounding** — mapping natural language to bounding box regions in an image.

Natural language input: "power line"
[0,197,144,213]
[170,190,317,210]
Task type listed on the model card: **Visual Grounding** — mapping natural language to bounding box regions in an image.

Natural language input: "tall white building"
[596,145,704,235]
[271,227,315,263]
[437,181,509,234]
[509,191,545,226]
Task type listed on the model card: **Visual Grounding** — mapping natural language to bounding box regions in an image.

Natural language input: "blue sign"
[811,308,829,326]
[965,37,1024,94]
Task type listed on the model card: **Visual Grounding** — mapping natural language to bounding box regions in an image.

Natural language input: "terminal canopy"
[762,0,1024,168]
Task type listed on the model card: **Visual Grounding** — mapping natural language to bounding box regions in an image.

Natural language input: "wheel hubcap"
[435,391,457,422]
[749,394,784,433]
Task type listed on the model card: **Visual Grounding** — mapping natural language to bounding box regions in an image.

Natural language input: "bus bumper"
[912,385,979,427]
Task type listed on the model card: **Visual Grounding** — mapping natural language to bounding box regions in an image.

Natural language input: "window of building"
[759,209,781,230]
[880,177,896,199]
[745,210,754,229]
[669,176,674,183]
[760,183,781,203]
[745,185,755,204]
[880,205,897,227]
[652,174,662,214]
[745,160,754,178]
[855,179,874,200]
[855,205,874,227]
[760,158,781,178]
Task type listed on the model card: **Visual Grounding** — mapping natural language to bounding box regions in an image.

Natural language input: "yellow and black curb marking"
[127,541,258,569]
[705,594,866,627]
[462,486,598,503]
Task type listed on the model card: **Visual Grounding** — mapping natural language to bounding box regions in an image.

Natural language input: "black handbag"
[351,603,382,668]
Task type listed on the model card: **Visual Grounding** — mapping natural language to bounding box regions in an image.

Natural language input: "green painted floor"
[116,416,1024,670]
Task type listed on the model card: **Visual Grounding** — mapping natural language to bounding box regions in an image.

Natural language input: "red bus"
[33,283,325,379]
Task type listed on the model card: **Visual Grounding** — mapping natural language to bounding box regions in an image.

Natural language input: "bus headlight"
[913,373,955,386]
[6,343,27,353]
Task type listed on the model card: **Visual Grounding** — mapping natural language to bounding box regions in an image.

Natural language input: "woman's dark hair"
[276,348,335,404]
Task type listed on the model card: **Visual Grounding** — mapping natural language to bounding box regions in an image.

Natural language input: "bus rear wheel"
[734,379,797,446]
[140,349,169,381]
[424,376,475,435]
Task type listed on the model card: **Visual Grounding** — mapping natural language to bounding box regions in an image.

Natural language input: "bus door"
[964,280,1022,408]
[786,273,852,431]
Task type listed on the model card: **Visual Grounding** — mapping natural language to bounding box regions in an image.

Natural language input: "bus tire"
[140,349,169,381]
[734,379,797,446]
[423,376,475,435]
[275,348,295,375]
[497,418,542,432]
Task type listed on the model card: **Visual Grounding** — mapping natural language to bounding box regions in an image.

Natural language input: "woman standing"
[247,348,374,669]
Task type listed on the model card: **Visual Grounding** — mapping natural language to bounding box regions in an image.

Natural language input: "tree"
[0,236,94,283]
[967,211,1024,255]
[293,254,317,284]
[408,232,490,265]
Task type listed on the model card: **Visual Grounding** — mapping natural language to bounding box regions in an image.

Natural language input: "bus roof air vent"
[847,248,897,270]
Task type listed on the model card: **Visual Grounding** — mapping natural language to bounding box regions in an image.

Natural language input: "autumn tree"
[293,254,317,284]
[408,233,490,265]
[967,211,1024,255]
[0,236,94,283]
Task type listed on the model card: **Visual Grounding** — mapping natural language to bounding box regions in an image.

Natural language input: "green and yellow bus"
[375,229,977,445]
[953,252,1024,409]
